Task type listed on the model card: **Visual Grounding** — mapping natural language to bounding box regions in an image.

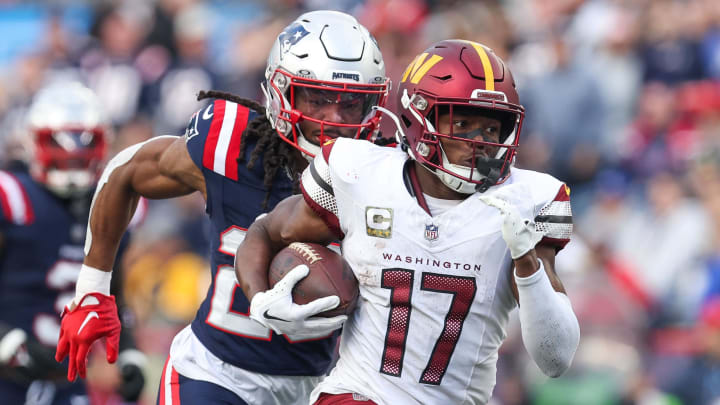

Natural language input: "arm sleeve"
[299,141,343,239]
[516,260,580,377]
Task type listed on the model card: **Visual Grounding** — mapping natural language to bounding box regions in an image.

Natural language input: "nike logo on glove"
[263,310,290,322]
[77,312,99,334]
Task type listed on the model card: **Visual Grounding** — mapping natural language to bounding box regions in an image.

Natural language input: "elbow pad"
[515,260,580,377]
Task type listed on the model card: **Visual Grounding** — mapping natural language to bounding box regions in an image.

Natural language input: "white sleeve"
[515,260,580,377]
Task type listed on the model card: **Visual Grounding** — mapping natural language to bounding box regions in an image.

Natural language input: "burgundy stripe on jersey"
[321,139,335,163]
[0,171,33,225]
[300,149,343,239]
[536,183,572,250]
[301,181,343,239]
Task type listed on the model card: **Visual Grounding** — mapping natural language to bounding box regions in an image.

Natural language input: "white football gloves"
[479,195,544,259]
[250,265,347,340]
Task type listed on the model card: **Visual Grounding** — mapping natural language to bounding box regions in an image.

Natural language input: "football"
[268,242,359,317]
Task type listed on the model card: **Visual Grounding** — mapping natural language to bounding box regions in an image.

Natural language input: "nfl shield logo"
[424,224,439,241]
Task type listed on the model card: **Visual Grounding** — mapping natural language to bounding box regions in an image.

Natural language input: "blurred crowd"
[2,0,720,404]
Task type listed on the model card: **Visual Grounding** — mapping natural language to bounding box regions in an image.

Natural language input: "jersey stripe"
[309,161,334,196]
[301,155,342,238]
[170,364,180,404]
[224,105,249,180]
[0,180,11,220]
[0,171,33,225]
[536,183,572,249]
[212,101,238,176]
[321,139,335,164]
[202,100,226,171]
[159,357,169,405]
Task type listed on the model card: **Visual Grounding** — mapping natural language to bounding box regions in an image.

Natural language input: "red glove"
[54,293,121,381]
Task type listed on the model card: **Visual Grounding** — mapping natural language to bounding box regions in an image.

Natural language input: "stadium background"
[2,0,720,404]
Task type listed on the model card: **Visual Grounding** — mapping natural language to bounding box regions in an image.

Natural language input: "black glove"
[0,327,67,383]
[116,349,146,402]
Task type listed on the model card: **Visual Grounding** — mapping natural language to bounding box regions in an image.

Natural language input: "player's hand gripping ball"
[249,243,358,339]
[269,243,358,317]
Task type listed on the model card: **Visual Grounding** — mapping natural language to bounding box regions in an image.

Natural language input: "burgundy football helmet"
[393,40,524,193]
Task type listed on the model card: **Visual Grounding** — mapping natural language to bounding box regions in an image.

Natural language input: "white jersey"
[301,138,572,405]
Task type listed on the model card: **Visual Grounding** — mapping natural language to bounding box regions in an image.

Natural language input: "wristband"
[73,265,112,307]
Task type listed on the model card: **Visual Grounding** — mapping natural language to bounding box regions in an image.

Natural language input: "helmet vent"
[430,74,452,81]
[295,53,308,58]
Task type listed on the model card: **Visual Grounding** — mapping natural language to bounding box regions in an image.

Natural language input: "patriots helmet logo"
[279,23,310,56]
[184,110,201,141]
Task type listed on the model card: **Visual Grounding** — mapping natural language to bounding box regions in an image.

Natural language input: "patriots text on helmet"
[331,72,360,81]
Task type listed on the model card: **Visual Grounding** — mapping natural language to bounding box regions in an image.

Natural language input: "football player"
[234,40,580,404]
[54,10,389,405]
[0,82,146,404]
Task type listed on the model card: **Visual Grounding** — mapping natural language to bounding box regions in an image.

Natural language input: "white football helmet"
[263,10,390,158]
[25,81,109,197]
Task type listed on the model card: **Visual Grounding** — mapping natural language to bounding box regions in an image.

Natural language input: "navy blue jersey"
[185,99,336,376]
[0,171,136,347]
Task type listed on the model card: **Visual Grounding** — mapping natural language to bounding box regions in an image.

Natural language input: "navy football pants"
[0,377,88,405]
[156,357,249,405]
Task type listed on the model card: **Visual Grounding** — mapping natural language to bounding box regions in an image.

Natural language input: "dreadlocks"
[197,90,303,208]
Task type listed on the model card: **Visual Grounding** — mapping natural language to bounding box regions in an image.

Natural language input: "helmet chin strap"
[295,124,320,162]
[434,126,517,194]
[435,144,483,194]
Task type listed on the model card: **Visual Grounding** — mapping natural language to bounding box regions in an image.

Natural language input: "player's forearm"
[515,259,580,377]
[83,147,145,271]
[236,218,284,301]
[84,136,197,271]
[513,249,540,277]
